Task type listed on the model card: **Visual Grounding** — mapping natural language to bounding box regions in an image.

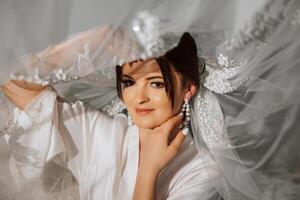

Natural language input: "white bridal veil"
[1,0,300,199]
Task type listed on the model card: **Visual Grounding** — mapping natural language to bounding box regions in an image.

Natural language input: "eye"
[150,81,165,88]
[121,79,135,88]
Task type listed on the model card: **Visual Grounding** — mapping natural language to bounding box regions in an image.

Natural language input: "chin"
[134,119,163,129]
[131,112,172,129]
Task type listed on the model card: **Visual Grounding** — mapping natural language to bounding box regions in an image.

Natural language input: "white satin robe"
[2,89,221,200]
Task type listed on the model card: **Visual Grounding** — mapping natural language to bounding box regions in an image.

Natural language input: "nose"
[134,85,149,105]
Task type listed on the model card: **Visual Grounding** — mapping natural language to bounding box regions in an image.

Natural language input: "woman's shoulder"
[156,139,220,199]
[159,138,219,180]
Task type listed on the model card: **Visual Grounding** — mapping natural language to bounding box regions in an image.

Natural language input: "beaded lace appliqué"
[10,66,80,86]
[202,55,246,94]
[132,11,165,58]
[194,90,233,149]
[0,119,13,137]
[224,0,291,51]
[189,52,243,149]
[86,66,116,81]
[0,90,14,137]
[102,99,126,117]
[9,43,99,86]
[291,8,300,26]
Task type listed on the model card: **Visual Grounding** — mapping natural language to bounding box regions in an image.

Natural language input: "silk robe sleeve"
[58,101,129,200]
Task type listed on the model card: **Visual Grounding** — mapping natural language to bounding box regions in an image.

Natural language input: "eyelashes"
[121,79,135,87]
[150,82,164,88]
[121,79,165,89]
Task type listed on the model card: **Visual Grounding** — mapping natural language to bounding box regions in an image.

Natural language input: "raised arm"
[1,26,112,110]
[36,26,110,69]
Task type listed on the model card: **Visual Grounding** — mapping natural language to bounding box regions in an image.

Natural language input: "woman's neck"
[138,128,150,145]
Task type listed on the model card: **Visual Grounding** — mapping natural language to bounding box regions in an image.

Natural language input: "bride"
[1,32,225,199]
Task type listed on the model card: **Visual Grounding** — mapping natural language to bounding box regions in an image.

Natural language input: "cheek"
[153,95,183,122]
[122,87,181,129]
[151,93,172,114]
[138,90,174,128]
[122,88,134,107]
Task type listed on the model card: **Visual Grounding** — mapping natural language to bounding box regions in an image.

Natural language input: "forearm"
[37,26,110,70]
[1,29,97,110]
[133,168,159,200]
[1,27,111,109]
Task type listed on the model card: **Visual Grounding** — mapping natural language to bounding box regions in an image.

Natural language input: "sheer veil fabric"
[0,88,79,200]
[1,0,300,199]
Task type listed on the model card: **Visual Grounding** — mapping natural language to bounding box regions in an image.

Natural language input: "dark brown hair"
[116,32,205,106]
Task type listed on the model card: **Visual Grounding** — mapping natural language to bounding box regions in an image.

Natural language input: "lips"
[135,108,154,116]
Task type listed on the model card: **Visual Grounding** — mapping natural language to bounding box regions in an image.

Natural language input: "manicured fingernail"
[182,128,189,136]
[179,112,184,116]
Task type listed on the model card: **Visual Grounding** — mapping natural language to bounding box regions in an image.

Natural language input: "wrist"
[10,80,48,91]
[138,164,161,177]
[139,162,161,175]
[134,166,158,200]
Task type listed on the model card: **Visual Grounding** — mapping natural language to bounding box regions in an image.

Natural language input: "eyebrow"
[145,76,163,80]
[121,74,133,79]
[121,75,163,80]
[128,59,144,67]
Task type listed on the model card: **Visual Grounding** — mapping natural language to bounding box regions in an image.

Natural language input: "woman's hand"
[1,80,48,110]
[133,114,187,200]
[138,114,187,174]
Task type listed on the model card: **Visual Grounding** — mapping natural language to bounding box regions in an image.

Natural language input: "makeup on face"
[121,59,186,129]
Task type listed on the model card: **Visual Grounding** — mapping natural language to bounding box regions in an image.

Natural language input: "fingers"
[167,129,187,156]
[167,123,182,144]
[159,114,183,137]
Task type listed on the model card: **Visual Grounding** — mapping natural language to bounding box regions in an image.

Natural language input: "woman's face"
[121,59,187,129]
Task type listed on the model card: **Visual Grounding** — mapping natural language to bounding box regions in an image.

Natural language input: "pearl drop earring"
[127,113,133,125]
[181,98,191,126]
